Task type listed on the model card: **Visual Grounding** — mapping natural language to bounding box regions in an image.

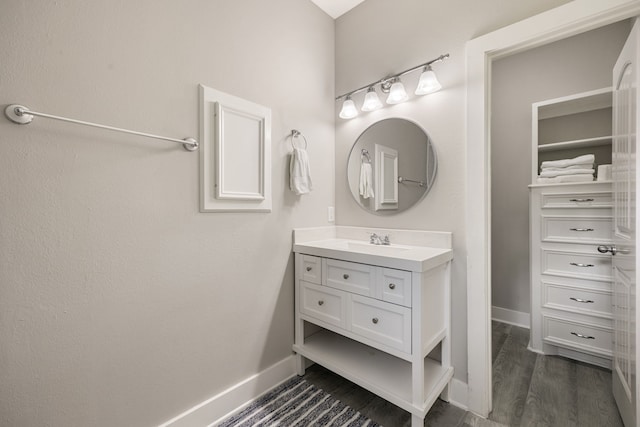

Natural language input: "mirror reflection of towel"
[359,162,375,199]
[290,148,312,195]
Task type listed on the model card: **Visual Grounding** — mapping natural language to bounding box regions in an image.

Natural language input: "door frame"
[465,0,640,417]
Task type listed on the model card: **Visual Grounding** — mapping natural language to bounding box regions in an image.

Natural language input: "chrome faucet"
[369,233,391,245]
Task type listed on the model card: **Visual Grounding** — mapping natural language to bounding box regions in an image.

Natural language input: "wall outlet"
[327,206,335,222]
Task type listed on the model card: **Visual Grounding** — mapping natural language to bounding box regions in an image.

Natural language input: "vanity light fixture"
[384,78,409,104]
[415,65,442,95]
[361,87,383,111]
[335,53,449,119]
[339,95,358,119]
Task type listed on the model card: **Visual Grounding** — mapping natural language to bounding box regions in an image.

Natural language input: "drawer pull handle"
[570,297,594,304]
[388,283,396,290]
[372,318,379,324]
[343,274,350,280]
[570,262,594,267]
[306,266,312,272]
[317,300,324,306]
[570,228,594,232]
[571,332,595,340]
[569,198,595,202]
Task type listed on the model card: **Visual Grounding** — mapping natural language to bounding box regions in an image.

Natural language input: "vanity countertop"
[293,226,453,272]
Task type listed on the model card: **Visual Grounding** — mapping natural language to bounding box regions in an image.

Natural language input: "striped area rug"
[218,376,382,427]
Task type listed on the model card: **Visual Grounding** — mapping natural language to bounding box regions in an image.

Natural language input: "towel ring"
[290,129,308,149]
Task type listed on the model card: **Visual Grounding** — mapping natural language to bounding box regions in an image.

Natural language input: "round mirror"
[347,118,437,215]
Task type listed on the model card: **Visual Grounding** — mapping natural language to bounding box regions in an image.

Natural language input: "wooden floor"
[302,321,623,426]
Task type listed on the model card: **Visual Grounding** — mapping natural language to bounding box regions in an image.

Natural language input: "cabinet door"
[350,294,411,353]
[378,268,412,307]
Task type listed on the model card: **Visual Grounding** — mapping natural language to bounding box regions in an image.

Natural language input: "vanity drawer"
[350,294,411,353]
[543,315,612,357]
[300,281,347,329]
[542,281,612,318]
[541,216,612,244]
[324,258,376,297]
[541,191,612,209]
[301,255,322,284]
[378,268,412,307]
[542,249,612,282]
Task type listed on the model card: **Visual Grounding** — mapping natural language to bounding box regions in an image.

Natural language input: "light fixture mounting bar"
[335,53,449,100]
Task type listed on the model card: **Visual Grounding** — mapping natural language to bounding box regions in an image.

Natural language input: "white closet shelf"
[293,329,453,417]
[538,136,612,152]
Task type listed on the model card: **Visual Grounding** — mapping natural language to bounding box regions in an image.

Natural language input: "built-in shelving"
[532,87,613,183]
[537,136,612,152]
[293,329,453,417]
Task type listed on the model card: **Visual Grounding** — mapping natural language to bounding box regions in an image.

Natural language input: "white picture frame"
[199,84,272,212]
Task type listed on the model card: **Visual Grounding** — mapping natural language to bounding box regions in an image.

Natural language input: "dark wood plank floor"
[302,321,623,426]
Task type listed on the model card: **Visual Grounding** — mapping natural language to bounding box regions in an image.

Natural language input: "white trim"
[491,306,530,329]
[448,378,469,411]
[466,0,640,418]
[158,356,296,427]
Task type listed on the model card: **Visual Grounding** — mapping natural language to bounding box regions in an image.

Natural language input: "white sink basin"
[293,238,452,272]
[341,241,411,255]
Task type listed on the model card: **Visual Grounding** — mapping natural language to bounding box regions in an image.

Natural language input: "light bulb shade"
[361,88,383,111]
[415,68,442,95]
[386,80,408,104]
[339,97,358,119]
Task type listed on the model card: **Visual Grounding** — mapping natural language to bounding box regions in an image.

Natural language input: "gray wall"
[335,0,571,383]
[491,21,632,315]
[0,1,335,426]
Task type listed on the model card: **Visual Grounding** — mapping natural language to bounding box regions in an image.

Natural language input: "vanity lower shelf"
[293,329,453,417]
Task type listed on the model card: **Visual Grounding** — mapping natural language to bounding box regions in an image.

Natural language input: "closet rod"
[4,104,198,151]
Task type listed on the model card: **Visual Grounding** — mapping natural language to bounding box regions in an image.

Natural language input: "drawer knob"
[571,331,595,340]
[343,274,350,280]
[570,262,594,268]
[306,266,312,272]
[570,228,594,232]
[318,300,324,306]
[569,198,595,202]
[372,318,379,324]
[388,283,396,290]
[570,297,594,304]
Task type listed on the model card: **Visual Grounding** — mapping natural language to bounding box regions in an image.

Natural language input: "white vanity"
[292,226,453,427]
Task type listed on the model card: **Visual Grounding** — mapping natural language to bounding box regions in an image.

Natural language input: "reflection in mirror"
[347,118,437,215]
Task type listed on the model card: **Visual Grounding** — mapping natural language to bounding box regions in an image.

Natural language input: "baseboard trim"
[158,356,296,427]
[448,378,469,410]
[492,306,530,329]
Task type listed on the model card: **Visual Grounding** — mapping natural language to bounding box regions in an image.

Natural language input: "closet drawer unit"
[543,315,613,357]
[542,281,612,318]
[541,249,612,282]
[350,294,411,353]
[541,216,612,244]
[301,255,322,284]
[378,268,412,307]
[324,258,376,297]
[540,191,612,209]
[300,281,347,329]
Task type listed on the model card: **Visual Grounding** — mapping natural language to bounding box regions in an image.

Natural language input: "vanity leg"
[295,354,305,376]
[411,414,424,427]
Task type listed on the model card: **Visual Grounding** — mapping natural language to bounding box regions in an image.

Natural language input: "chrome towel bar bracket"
[5,104,198,152]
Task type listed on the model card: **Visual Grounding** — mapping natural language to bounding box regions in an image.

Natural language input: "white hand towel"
[290,147,312,195]
[541,163,593,171]
[540,154,595,169]
[536,174,594,184]
[539,168,595,178]
[359,162,375,199]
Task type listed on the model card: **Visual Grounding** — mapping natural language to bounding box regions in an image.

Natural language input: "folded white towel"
[541,163,593,172]
[536,174,594,184]
[290,148,312,195]
[539,168,595,178]
[359,162,375,199]
[540,154,595,169]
